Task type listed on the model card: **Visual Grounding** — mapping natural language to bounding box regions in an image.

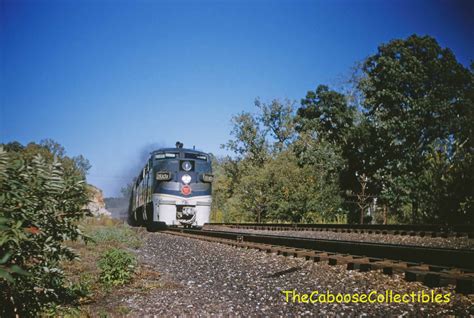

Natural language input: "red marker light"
[181,185,192,196]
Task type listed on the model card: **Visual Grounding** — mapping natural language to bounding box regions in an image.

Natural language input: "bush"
[98,248,136,287]
[0,144,90,316]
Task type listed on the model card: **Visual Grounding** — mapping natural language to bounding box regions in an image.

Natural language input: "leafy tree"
[218,145,345,223]
[222,112,268,167]
[296,85,356,144]
[216,35,473,225]
[210,155,239,222]
[267,144,344,223]
[295,84,367,222]
[40,138,66,157]
[2,140,91,179]
[72,154,92,177]
[225,164,270,222]
[218,99,346,223]
[256,98,296,153]
[2,141,24,152]
[291,133,346,221]
[359,34,474,222]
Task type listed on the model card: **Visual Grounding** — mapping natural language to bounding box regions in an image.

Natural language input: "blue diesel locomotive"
[128,142,213,231]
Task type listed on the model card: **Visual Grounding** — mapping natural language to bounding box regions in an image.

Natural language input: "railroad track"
[164,227,474,294]
[205,223,474,238]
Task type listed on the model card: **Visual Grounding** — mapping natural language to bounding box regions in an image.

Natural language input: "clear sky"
[1,0,473,197]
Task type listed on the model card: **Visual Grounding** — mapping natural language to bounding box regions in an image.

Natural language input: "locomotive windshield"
[154,152,207,161]
[155,153,177,159]
[184,153,208,160]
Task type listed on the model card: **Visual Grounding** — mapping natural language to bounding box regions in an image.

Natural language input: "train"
[128,142,213,231]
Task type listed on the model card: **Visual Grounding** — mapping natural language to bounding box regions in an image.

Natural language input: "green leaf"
[0,269,14,283]
[0,252,11,264]
[10,265,31,276]
[0,217,10,224]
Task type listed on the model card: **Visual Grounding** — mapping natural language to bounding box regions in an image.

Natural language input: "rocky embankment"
[86,185,111,217]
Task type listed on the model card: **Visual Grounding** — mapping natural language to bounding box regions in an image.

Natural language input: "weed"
[98,309,109,318]
[116,305,131,315]
[98,248,137,287]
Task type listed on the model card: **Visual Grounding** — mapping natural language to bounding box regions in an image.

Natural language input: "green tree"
[72,154,92,177]
[40,138,66,157]
[359,34,474,223]
[210,155,240,222]
[222,112,268,167]
[296,85,356,144]
[2,140,91,179]
[256,98,296,153]
[219,98,346,223]
[266,144,345,223]
[295,84,363,222]
[225,164,270,222]
[2,141,24,152]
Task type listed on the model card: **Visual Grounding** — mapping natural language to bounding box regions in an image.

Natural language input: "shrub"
[0,145,90,316]
[98,248,136,287]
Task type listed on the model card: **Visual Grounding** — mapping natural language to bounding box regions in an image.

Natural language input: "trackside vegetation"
[57,217,143,316]
[98,248,137,287]
[0,141,143,316]
[0,141,91,316]
[212,35,473,225]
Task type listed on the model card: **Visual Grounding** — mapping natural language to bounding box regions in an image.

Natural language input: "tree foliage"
[296,85,355,144]
[359,34,473,223]
[256,98,296,153]
[216,97,346,223]
[214,34,473,225]
[222,111,268,167]
[0,142,91,316]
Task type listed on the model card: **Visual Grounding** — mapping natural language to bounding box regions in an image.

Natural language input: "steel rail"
[168,227,474,270]
[205,223,474,237]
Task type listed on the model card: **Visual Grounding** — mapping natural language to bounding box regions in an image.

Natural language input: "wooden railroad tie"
[164,230,474,294]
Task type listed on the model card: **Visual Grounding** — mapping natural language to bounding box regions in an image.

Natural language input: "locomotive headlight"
[181,174,192,184]
[182,161,192,171]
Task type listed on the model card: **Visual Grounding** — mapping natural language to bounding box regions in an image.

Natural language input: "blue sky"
[1,0,473,196]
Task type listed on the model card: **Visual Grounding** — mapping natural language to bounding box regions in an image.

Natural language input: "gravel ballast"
[105,233,474,316]
[205,226,474,250]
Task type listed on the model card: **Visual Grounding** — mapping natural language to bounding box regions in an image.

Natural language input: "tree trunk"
[412,200,418,224]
